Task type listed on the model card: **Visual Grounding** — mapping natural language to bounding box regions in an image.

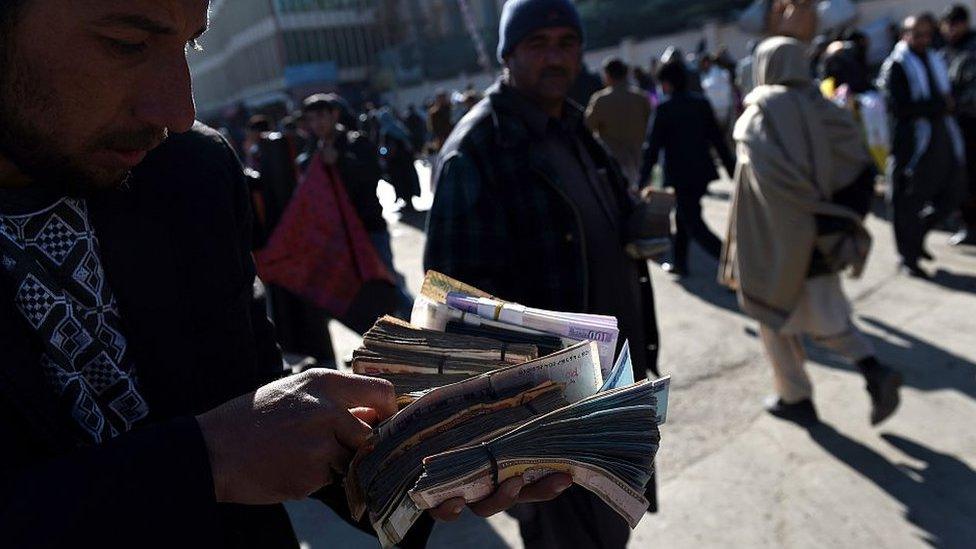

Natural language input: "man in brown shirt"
[585,57,653,187]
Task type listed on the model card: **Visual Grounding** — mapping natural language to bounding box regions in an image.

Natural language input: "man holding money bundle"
[0,0,568,546]
[425,0,661,546]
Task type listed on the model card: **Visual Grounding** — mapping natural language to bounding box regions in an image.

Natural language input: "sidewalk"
[288,169,976,549]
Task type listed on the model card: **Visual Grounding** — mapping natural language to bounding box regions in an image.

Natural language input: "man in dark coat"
[298,94,413,321]
[404,105,428,157]
[427,91,454,153]
[425,0,660,547]
[0,1,565,546]
[879,14,965,278]
[638,60,736,277]
[942,4,976,246]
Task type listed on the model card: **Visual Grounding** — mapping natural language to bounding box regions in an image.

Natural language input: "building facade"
[190,0,503,118]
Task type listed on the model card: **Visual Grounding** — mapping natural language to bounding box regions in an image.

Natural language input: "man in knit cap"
[426,0,660,547]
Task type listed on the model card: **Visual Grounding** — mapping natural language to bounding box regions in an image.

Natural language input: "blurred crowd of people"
[212,2,976,419]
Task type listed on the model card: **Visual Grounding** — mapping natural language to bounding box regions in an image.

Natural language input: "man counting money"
[425,0,661,547]
[0,1,567,547]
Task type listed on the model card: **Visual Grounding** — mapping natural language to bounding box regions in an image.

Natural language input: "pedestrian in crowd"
[377,106,422,213]
[662,46,703,93]
[700,54,735,135]
[809,34,832,79]
[425,0,661,546]
[585,57,653,187]
[298,95,413,318]
[633,66,653,93]
[638,60,736,278]
[427,90,454,153]
[721,37,902,426]
[243,111,336,365]
[879,14,965,278]
[280,113,309,162]
[569,60,604,107]
[243,114,272,170]
[0,1,562,546]
[459,88,484,120]
[819,31,873,95]
[403,104,428,157]
[736,40,759,96]
[358,101,380,144]
[941,4,976,246]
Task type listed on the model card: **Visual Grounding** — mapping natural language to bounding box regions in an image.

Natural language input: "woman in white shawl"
[720,37,902,425]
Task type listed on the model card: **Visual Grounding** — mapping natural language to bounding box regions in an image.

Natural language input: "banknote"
[444,292,619,376]
[348,382,569,544]
[409,457,651,528]
[600,340,634,392]
[345,342,601,523]
[375,340,602,441]
[418,269,494,303]
[408,378,671,529]
[361,315,537,364]
[344,272,670,546]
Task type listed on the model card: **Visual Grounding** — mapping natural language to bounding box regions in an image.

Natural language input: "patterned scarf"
[0,197,149,445]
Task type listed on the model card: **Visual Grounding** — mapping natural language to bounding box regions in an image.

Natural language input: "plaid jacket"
[424,82,660,374]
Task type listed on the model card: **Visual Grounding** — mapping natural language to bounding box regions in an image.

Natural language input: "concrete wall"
[384,0,976,111]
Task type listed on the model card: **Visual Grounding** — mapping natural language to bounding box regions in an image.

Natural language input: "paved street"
[287,164,976,549]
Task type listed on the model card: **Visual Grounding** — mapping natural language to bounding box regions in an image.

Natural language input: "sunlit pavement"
[287,162,976,549]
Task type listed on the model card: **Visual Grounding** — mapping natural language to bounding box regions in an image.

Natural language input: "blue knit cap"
[496,0,584,62]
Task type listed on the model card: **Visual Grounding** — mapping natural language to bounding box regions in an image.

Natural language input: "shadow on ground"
[928,268,976,294]
[802,422,976,548]
[806,316,976,401]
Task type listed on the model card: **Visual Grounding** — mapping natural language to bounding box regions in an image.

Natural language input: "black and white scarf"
[0,196,149,445]
[888,40,965,173]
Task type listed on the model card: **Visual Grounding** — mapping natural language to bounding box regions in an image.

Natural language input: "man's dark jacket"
[424,82,660,377]
[1,124,302,548]
[878,52,951,172]
[638,91,736,194]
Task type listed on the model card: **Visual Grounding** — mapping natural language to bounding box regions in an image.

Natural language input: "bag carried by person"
[625,187,675,259]
[255,152,395,321]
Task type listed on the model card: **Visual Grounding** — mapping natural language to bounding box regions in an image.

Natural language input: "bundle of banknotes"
[352,315,538,394]
[345,272,670,547]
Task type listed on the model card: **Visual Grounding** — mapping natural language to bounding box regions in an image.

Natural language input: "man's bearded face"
[0,0,208,192]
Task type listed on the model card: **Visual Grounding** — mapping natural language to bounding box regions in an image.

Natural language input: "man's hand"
[427,474,574,522]
[196,369,396,505]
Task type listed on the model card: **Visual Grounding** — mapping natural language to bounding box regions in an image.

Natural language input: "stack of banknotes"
[411,272,621,376]
[345,272,670,547]
[352,315,538,394]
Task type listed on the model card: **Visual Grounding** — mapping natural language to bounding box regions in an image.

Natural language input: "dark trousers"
[514,486,630,549]
[673,190,722,270]
[889,124,963,264]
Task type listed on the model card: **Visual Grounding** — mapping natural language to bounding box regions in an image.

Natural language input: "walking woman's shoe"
[763,396,819,425]
[864,366,903,426]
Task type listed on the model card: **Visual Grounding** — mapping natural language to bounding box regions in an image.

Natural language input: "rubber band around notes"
[482,442,500,489]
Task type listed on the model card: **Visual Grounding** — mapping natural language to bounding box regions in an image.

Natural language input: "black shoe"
[864,366,903,426]
[661,262,688,277]
[949,229,976,247]
[764,396,819,425]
